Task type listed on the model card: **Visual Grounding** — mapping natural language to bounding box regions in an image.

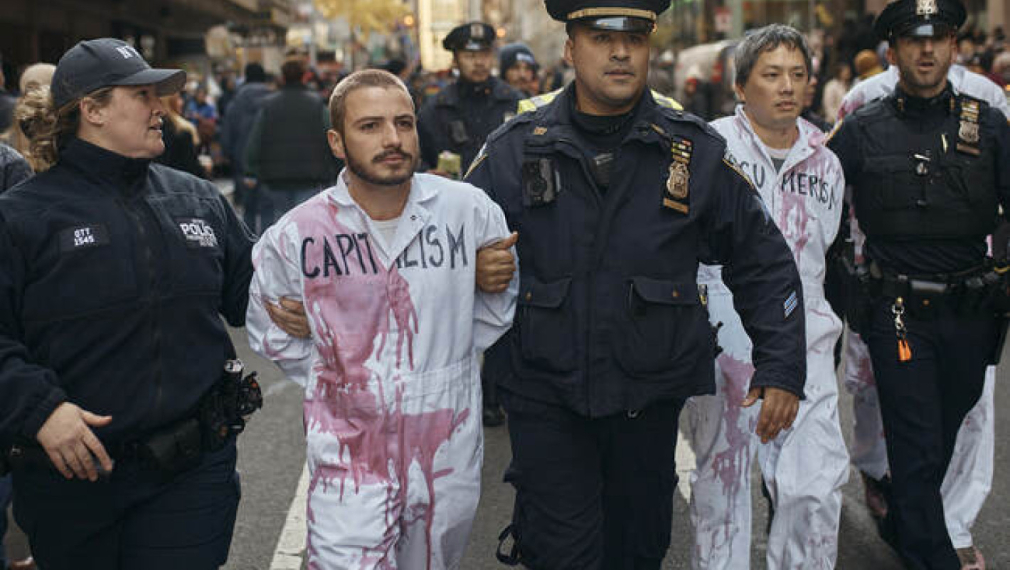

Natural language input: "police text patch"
[59,224,109,252]
[177,218,218,248]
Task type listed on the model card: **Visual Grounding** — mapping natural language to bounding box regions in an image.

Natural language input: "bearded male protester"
[246,69,517,570]
[827,0,1010,567]
[833,40,1009,570]
[465,1,807,568]
[684,25,849,570]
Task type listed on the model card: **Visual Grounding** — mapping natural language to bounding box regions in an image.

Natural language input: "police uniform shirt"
[828,84,1010,275]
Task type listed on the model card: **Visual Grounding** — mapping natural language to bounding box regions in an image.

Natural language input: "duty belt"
[871,260,1001,300]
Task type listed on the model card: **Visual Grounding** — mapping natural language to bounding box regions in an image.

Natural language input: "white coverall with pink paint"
[686,107,850,570]
[837,65,1006,549]
[246,172,517,570]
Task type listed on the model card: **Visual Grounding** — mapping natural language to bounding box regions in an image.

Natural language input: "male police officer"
[827,0,1010,568]
[417,22,523,178]
[466,1,807,568]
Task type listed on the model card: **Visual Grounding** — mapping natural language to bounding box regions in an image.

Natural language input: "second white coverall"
[686,107,850,569]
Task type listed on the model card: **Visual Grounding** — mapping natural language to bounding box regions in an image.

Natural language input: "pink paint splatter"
[779,189,811,272]
[284,195,465,568]
[709,353,756,551]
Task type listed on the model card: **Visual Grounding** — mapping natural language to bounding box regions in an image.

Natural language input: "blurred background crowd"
[0,0,1008,181]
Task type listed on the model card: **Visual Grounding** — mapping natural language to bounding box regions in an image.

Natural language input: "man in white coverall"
[246,69,517,570]
[686,24,850,570]
[836,60,1007,570]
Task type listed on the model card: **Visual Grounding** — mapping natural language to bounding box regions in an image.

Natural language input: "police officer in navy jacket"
[827,0,1010,567]
[466,1,807,567]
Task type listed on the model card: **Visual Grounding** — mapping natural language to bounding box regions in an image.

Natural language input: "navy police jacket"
[0,138,254,446]
[417,77,522,173]
[466,85,806,417]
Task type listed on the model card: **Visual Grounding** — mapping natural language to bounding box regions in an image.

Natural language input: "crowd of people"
[0,0,1007,568]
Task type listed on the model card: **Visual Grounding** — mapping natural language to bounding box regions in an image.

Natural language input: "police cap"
[544,0,670,33]
[873,0,966,41]
[442,22,497,52]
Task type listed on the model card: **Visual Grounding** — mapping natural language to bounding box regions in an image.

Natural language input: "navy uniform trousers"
[865,296,997,570]
[501,393,684,570]
[12,440,239,570]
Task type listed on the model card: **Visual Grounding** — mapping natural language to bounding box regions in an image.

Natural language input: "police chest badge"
[667,162,689,198]
[957,99,981,156]
[663,138,692,214]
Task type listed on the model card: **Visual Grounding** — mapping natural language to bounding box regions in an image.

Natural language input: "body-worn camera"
[521,158,558,207]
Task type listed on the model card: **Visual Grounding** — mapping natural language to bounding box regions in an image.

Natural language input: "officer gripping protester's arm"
[826,0,1010,568]
[465,2,806,568]
[0,39,308,569]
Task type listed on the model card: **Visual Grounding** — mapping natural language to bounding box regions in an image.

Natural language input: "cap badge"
[115,45,140,59]
[471,23,484,39]
[916,0,938,17]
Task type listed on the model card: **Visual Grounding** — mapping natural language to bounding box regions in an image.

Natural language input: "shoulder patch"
[722,150,756,190]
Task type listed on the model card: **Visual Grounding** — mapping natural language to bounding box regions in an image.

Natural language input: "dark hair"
[244,63,266,83]
[281,58,306,85]
[328,69,412,135]
[734,24,813,87]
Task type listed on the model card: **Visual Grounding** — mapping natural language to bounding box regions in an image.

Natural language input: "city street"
[222,329,1010,569]
[5,327,1009,568]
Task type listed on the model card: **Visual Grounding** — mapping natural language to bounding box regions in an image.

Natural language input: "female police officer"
[0,39,259,569]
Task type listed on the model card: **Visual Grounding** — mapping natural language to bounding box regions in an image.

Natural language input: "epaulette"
[517,89,562,114]
[850,96,891,122]
[483,106,539,147]
[651,90,683,111]
[652,104,724,145]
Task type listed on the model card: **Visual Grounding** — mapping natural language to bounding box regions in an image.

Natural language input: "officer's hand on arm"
[477,232,518,293]
[742,386,799,444]
[35,402,113,481]
[265,296,311,339]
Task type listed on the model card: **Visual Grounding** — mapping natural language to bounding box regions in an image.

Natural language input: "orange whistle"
[898,339,912,362]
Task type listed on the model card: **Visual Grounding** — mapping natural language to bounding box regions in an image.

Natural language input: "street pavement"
[4,322,1009,569]
[224,328,1010,569]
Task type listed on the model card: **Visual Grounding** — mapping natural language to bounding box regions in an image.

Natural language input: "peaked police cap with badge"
[443,22,497,52]
[873,0,966,41]
[544,0,669,33]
